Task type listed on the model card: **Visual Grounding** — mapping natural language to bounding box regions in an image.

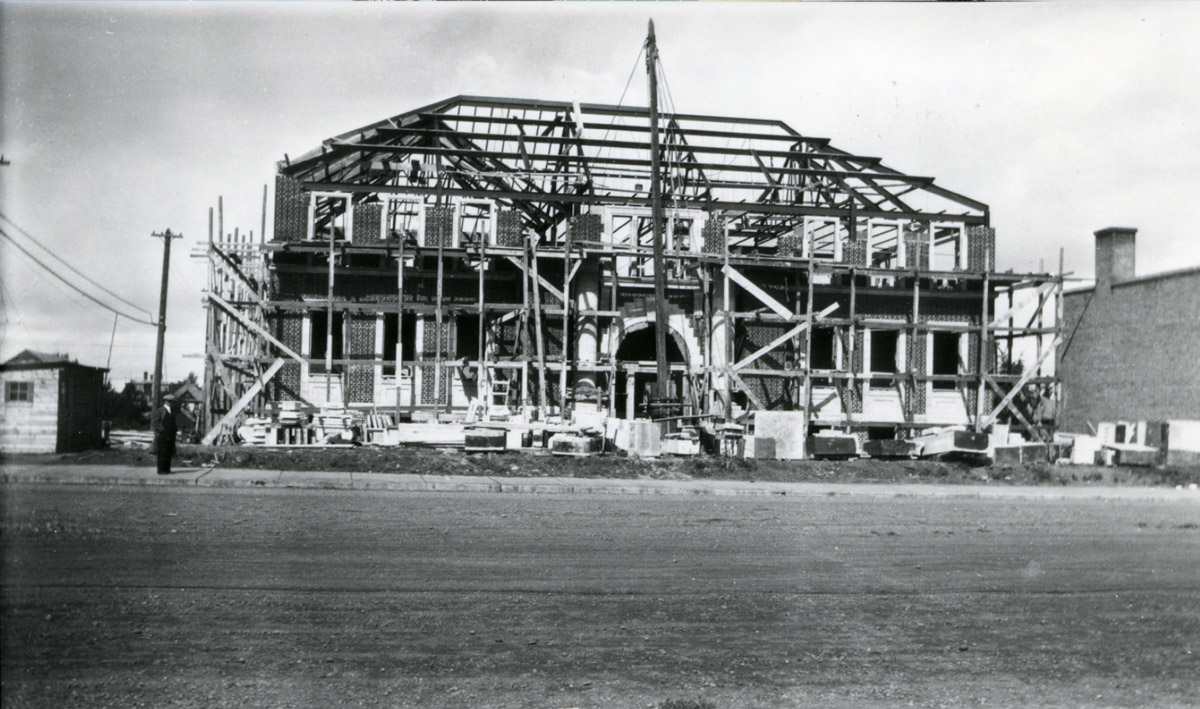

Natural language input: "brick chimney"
[1094,227,1136,287]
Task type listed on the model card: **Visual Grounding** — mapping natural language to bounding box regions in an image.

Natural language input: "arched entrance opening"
[614,326,686,419]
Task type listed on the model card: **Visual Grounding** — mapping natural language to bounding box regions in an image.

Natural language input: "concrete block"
[662,435,700,457]
[549,433,602,457]
[753,437,777,460]
[615,418,660,458]
[573,403,606,433]
[953,431,990,451]
[992,445,1023,468]
[863,439,920,459]
[1114,446,1157,467]
[1068,435,1102,465]
[465,427,506,452]
[1144,421,1167,450]
[753,411,807,460]
[1166,420,1200,466]
[806,435,858,459]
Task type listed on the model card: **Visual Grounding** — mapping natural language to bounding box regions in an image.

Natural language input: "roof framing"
[281,95,988,230]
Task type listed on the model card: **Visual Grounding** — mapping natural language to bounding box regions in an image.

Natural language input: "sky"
[2,2,1199,387]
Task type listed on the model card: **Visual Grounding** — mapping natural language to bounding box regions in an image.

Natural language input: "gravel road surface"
[2,484,1198,708]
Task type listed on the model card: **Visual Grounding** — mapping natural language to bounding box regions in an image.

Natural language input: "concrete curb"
[2,463,1199,502]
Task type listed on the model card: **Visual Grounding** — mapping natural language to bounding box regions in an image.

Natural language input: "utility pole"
[646,19,670,402]
[151,229,182,409]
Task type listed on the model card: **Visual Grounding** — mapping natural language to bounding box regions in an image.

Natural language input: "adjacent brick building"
[1059,227,1200,431]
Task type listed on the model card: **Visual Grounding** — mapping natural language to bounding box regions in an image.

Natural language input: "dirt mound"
[7,445,1199,487]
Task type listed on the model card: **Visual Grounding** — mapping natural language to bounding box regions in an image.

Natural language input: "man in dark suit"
[151,394,179,475]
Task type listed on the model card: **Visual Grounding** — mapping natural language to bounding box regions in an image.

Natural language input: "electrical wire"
[0,211,156,319]
[597,44,646,163]
[0,277,44,352]
[0,226,159,327]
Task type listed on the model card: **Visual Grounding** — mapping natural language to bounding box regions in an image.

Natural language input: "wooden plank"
[721,264,792,319]
[504,255,565,302]
[988,281,1054,329]
[201,358,286,445]
[529,239,548,416]
[726,367,767,411]
[985,376,1043,443]
[207,292,304,363]
[980,337,1062,428]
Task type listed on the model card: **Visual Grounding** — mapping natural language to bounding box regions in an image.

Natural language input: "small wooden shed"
[0,350,108,454]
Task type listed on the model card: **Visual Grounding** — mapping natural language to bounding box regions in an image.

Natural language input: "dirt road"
[2,485,1198,708]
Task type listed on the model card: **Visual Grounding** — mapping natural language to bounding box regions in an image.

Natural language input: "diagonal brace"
[732,303,838,371]
[721,264,792,319]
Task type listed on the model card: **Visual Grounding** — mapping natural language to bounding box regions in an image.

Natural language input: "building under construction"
[200,91,1062,454]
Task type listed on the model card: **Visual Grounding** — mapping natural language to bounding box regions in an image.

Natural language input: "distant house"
[169,380,203,441]
[0,350,108,453]
[1059,228,1200,432]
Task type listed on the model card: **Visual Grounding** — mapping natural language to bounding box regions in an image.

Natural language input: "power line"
[0,277,44,352]
[0,226,159,327]
[0,211,155,319]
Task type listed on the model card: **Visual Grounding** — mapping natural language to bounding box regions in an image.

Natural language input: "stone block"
[806,435,858,459]
[753,437,777,460]
[753,411,807,459]
[863,439,920,459]
[549,433,602,457]
[1115,447,1157,467]
[992,445,1023,468]
[465,427,506,452]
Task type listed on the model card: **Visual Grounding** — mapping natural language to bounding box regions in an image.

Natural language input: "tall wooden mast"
[647,19,670,400]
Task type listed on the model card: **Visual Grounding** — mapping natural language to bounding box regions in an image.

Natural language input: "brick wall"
[497,210,523,247]
[424,206,454,247]
[274,174,308,242]
[702,216,726,254]
[353,203,382,246]
[1060,271,1200,431]
[568,213,603,243]
[346,314,375,403]
[967,226,995,272]
[272,312,303,399]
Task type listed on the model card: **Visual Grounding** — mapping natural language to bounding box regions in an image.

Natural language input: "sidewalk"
[2,462,1198,501]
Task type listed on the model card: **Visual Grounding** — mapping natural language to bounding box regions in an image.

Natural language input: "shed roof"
[0,349,107,373]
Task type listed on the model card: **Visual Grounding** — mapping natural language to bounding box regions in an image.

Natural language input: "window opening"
[383,313,417,377]
[456,314,480,360]
[310,195,349,242]
[309,310,345,374]
[869,330,899,388]
[5,381,32,402]
[458,201,493,249]
[931,331,960,391]
[808,327,836,386]
[804,217,843,261]
[384,199,421,243]
[869,220,903,269]
[931,224,963,271]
